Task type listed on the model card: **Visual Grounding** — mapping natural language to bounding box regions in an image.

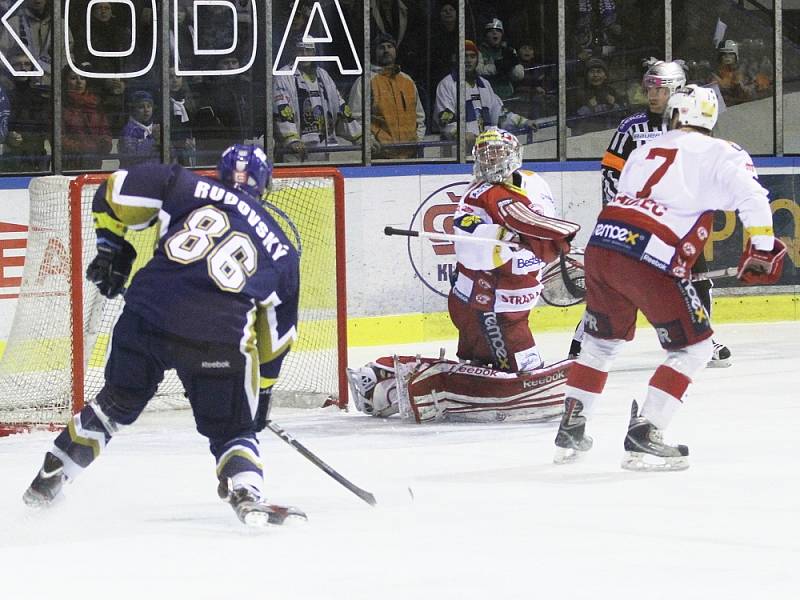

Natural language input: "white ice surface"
[1,322,799,600]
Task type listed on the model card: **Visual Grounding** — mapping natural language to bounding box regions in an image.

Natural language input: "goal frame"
[0,167,348,436]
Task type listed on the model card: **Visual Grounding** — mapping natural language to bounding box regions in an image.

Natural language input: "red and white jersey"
[451,169,557,312]
[590,129,775,278]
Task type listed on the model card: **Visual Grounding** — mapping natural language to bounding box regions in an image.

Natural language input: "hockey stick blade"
[265,421,377,506]
[690,267,738,282]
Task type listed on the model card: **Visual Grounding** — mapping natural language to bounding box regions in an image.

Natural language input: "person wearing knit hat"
[572,56,622,127]
[434,39,536,151]
[477,17,524,100]
[348,28,426,159]
[120,88,159,167]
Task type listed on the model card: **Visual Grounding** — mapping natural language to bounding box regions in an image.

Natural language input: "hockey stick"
[690,267,738,282]
[265,421,377,506]
[384,226,521,248]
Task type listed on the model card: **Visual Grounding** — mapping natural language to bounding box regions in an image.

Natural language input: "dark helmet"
[217,144,272,198]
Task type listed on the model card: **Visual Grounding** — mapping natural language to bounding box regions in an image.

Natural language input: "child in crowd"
[119,90,160,167]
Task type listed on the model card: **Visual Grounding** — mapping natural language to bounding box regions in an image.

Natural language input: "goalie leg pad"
[406,360,574,423]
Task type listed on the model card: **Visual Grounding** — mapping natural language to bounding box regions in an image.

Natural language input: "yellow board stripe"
[346,294,799,346]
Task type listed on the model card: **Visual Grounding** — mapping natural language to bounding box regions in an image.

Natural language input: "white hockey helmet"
[346,366,398,417]
[718,39,739,62]
[642,60,686,94]
[665,84,719,131]
[472,128,522,183]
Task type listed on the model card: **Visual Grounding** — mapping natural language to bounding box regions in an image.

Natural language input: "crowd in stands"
[0,0,779,171]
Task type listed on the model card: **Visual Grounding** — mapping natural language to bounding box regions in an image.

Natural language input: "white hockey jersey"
[451,169,557,313]
[589,129,775,278]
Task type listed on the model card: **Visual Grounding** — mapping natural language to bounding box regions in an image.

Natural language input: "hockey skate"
[621,400,689,471]
[567,339,582,360]
[553,397,593,464]
[707,340,732,368]
[23,452,67,507]
[228,486,307,527]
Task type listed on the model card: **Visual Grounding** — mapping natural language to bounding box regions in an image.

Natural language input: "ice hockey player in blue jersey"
[22,144,306,527]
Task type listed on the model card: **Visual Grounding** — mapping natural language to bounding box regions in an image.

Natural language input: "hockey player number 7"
[165,206,257,292]
[636,148,678,199]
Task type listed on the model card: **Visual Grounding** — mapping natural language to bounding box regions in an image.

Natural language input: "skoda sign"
[407,181,470,297]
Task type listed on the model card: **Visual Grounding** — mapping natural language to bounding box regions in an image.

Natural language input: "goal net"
[0,168,347,436]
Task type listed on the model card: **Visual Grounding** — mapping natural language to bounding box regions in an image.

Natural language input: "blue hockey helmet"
[217,144,272,198]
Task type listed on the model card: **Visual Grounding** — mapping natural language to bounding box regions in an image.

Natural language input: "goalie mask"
[666,84,719,131]
[642,60,686,94]
[218,144,272,199]
[472,128,522,184]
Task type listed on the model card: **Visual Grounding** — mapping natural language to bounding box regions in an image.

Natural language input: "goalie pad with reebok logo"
[498,199,580,241]
[396,357,573,424]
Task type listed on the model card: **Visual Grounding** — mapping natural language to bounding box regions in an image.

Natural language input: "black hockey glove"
[86,240,137,298]
[254,387,273,432]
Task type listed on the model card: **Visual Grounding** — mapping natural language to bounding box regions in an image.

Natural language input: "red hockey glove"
[736,238,787,285]
[521,236,571,264]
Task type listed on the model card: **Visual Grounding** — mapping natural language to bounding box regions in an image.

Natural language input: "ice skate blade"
[621,451,689,472]
[22,488,50,507]
[706,358,732,368]
[553,446,589,464]
[241,506,308,528]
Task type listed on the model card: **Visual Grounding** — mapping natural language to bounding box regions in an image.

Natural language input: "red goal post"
[0,167,348,436]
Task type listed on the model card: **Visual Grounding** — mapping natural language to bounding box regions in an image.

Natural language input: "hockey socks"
[53,401,118,480]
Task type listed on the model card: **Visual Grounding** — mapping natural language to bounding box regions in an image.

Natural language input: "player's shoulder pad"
[617,112,648,133]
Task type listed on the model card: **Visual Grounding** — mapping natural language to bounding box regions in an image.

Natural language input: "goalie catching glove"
[737,238,787,285]
[86,239,137,298]
[498,199,579,262]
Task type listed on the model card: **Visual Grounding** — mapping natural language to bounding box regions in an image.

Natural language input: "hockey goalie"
[347,354,573,424]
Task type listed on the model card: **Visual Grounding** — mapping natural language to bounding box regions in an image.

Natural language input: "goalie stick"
[264,421,377,506]
[384,226,521,248]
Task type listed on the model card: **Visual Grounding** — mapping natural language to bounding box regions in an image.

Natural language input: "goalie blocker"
[347,355,573,424]
[498,199,580,263]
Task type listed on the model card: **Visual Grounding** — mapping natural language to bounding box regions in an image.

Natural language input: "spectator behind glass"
[90,77,127,133]
[739,39,773,98]
[169,68,196,166]
[477,18,524,101]
[370,0,422,79]
[194,55,264,158]
[507,41,556,120]
[435,40,535,152]
[711,40,757,107]
[61,64,112,171]
[429,1,460,87]
[569,57,624,135]
[575,0,620,59]
[81,1,133,73]
[272,41,361,162]
[348,32,426,160]
[194,3,252,71]
[119,90,159,167]
[3,52,51,172]
[0,0,74,95]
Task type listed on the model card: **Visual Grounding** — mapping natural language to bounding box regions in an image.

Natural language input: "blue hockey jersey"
[92,163,300,385]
